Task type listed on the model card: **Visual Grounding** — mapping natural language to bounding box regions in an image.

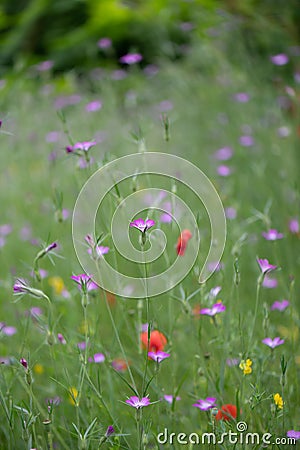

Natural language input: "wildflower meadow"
[1,2,300,449]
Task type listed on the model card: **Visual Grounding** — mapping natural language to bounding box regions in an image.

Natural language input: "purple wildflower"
[277,126,290,137]
[214,147,233,161]
[13,278,29,294]
[130,218,155,233]
[225,207,237,220]
[200,302,226,316]
[46,131,60,143]
[287,430,300,440]
[119,53,143,65]
[29,307,43,318]
[217,165,231,176]
[262,275,278,289]
[193,397,216,411]
[66,141,96,153]
[0,357,11,365]
[91,353,105,363]
[270,53,289,66]
[0,224,12,236]
[159,201,173,223]
[85,101,102,112]
[271,300,289,311]
[20,358,28,369]
[0,324,17,336]
[144,64,159,77]
[157,100,173,112]
[77,342,86,351]
[164,395,181,404]
[36,60,53,72]
[46,396,61,407]
[125,396,150,409]
[78,156,94,169]
[148,351,170,363]
[262,229,284,241]
[233,92,250,103]
[105,425,115,437]
[226,358,239,367]
[257,258,277,274]
[98,38,112,49]
[239,135,254,147]
[111,69,127,80]
[262,337,285,349]
[289,219,299,234]
[30,269,48,279]
[57,333,66,344]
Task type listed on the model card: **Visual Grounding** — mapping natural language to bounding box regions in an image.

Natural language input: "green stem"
[247,274,263,354]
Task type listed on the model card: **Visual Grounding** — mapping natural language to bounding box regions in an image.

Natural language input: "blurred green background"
[0,0,300,74]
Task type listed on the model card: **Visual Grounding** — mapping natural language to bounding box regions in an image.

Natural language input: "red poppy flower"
[176,229,192,256]
[215,404,237,421]
[140,330,167,353]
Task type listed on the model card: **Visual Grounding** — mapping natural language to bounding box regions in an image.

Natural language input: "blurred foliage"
[0,0,299,74]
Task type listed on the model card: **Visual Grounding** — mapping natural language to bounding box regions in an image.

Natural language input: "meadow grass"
[0,40,300,449]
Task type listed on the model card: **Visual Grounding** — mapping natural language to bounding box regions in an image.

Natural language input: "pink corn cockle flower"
[214,147,233,160]
[148,351,170,363]
[0,224,12,236]
[262,337,284,349]
[71,274,98,292]
[85,101,102,112]
[0,323,17,336]
[98,38,112,49]
[271,300,289,311]
[257,258,277,274]
[57,333,66,344]
[239,135,254,146]
[193,397,216,411]
[287,430,300,440]
[119,53,143,65]
[88,353,105,363]
[200,302,226,316]
[125,396,150,409]
[66,141,96,154]
[262,275,278,288]
[217,165,231,176]
[225,207,237,219]
[130,218,155,233]
[262,229,284,240]
[87,246,109,259]
[164,395,181,404]
[233,92,250,103]
[270,54,289,66]
[289,219,299,234]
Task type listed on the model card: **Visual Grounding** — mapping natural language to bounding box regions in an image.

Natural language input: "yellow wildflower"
[274,393,283,409]
[49,276,65,295]
[239,358,252,375]
[33,363,44,375]
[69,387,79,406]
